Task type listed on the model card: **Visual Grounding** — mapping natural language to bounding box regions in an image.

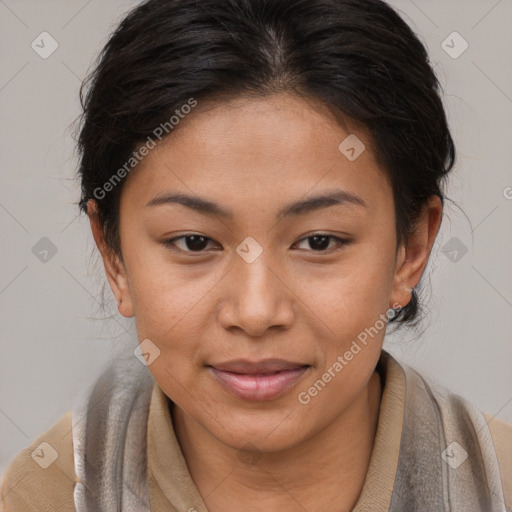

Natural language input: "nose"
[217,252,295,337]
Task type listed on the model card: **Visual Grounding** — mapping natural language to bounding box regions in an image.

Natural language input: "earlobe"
[87,199,134,318]
[389,195,443,309]
[389,245,414,308]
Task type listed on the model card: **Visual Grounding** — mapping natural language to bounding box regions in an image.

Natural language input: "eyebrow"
[145,189,367,219]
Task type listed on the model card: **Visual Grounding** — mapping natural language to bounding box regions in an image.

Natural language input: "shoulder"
[1,411,76,512]
[388,355,511,508]
[483,412,512,510]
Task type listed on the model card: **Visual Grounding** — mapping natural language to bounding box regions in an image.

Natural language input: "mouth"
[207,358,312,401]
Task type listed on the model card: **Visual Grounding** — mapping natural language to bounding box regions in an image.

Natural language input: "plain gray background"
[1,0,511,475]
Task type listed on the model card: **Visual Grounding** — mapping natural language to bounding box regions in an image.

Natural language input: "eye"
[163,234,219,253]
[293,233,351,253]
[163,232,351,255]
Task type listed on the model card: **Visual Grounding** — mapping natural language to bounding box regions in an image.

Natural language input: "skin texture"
[89,92,442,511]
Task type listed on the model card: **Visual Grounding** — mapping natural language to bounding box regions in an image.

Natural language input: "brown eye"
[164,234,217,252]
[294,234,351,253]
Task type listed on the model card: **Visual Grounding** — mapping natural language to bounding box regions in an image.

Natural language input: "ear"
[390,195,443,309]
[87,199,134,317]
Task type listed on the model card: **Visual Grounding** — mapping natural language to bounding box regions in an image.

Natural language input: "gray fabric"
[385,352,507,511]
[71,350,507,511]
[72,355,154,511]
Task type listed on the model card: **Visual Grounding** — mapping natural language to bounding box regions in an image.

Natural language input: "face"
[90,92,438,453]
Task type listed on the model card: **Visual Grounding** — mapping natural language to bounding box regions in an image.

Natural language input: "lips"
[208,358,311,401]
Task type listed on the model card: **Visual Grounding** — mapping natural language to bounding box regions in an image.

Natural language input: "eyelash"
[162,233,352,255]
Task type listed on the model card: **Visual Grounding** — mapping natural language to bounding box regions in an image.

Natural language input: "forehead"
[120,93,391,215]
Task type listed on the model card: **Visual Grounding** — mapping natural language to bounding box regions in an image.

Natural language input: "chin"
[209,407,314,454]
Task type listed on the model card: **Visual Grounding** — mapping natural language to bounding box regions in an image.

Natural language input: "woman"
[2,0,510,510]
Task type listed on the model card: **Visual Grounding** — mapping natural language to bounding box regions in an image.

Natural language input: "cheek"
[130,270,208,340]
[127,265,208,399]
[293,239,395,377]
[123,234,214,331]
[301,242,395,326]
[124,251,226,385]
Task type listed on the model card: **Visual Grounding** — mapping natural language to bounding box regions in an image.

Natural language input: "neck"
[173,371,382,512]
